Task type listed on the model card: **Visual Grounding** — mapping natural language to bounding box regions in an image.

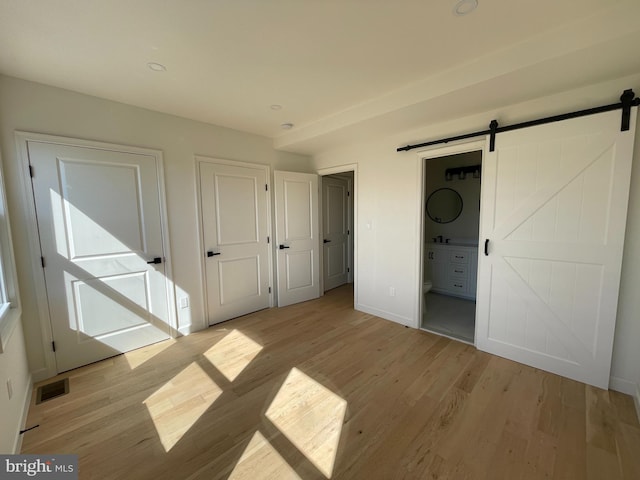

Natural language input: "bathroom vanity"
[426,243,478,300]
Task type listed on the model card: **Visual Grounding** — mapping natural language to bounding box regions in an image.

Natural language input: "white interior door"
[199,160,270,325]
[28,141,172,373]
[476,109,637,389]
[275,171,320,307]
[322,176,349,291]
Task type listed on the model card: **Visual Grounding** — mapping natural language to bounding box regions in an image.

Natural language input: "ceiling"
[2,0,640,154]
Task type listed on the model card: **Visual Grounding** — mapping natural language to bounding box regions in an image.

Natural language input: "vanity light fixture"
[453,0,478,16]
[445,164,481,181]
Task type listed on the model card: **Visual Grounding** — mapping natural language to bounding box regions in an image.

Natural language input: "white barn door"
[476,109,636,389]
[274,171,320,307]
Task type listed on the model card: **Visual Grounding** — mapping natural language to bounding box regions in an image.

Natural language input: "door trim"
[15,132,176,381]
[317,164,358,308]
[416,140,486,338]
[194,156,273,328]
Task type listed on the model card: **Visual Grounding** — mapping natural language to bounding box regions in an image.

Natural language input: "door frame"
[416,140,486,341]
[16,132,177,381]
[317,164,358,306]
[194,156,274,326]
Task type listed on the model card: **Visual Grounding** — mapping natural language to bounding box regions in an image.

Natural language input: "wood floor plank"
[552,405,587,480]
[20,285,640,479]
[615,422,640,480]
[586,386,619,454]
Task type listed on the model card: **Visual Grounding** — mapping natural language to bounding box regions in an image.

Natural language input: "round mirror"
[426,188,463,224]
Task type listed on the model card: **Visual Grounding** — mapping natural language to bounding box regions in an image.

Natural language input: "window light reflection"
[228,431,302,480]
[144,362,221,451]
[204,329,263,382]
[265,368,347,478]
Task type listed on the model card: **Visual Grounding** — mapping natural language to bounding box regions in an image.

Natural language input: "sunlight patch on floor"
[124,338,176,370]
[144,362,221,451]
[228,431,302,480]
[204,329,263,381]
[265,368,347,478]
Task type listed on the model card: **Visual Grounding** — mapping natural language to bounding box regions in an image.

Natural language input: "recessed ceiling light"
[281,123,294,130]
[453,0,478,16]
[270,104,283,110]
[147,62,167,72]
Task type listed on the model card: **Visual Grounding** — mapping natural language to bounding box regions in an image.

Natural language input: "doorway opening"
[421,150,482,343]
[319,167,356,305]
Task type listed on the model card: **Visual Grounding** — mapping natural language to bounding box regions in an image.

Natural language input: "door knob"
[207,251,221,257]
[147,257,162,264]
[323,239,331,243]
[279,245,290,249]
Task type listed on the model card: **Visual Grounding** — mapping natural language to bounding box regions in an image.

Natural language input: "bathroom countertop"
[428,242,478,248]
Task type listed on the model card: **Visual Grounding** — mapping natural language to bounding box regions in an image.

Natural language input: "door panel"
[275,171,320,307]
[199,161,270,324]
[28,141,171,373]
[322,176,349,291]
[218,256,260,304]
[286,251,314,289]
[476,109,636,388]
[215,174,259,245]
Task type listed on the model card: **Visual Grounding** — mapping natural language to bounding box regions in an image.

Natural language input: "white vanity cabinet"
[426,243,478,300]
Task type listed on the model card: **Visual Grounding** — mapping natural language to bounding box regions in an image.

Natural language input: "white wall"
[311,75,640,393]
[0,75,312,381]
[0,321,31,453]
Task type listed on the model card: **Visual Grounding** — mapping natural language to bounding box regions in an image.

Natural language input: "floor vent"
[36,378,69,404]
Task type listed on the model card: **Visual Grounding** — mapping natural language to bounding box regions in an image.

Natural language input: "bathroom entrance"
[421,146,483,343]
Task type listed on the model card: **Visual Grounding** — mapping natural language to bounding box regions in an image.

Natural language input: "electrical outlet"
[6,378,13,400]
[389,287,396,297]
[179,297,189,309]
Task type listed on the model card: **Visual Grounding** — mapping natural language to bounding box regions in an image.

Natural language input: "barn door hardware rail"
[397,89,640,153]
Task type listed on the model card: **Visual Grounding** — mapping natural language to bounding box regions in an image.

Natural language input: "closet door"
[198,159,271,325]
[274,171,320,307]
[476,108,636,389]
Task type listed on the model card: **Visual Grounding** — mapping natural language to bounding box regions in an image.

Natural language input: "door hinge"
[40,256,45,268]
[265,184,268,191]
[29,165,34,178]
[347,267,350,273]
[51,341,56,352]
[347,191,350,197]
[268,286,272,294]
[267,236,270,244]
[347,229,350,235]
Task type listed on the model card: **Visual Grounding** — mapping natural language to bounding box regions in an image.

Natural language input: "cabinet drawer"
[450,251,469,264]
[448,280,466,292]
[449,265,467,276]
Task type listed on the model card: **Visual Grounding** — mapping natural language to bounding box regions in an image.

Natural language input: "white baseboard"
[178,324,193,336]
[609,376,636,395]
[30,366,56,384]
[356,303,416,328]
[12,374,32,454]
[635,383,640,424]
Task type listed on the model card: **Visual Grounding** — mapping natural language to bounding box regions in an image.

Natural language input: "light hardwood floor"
[22,285,640,479]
